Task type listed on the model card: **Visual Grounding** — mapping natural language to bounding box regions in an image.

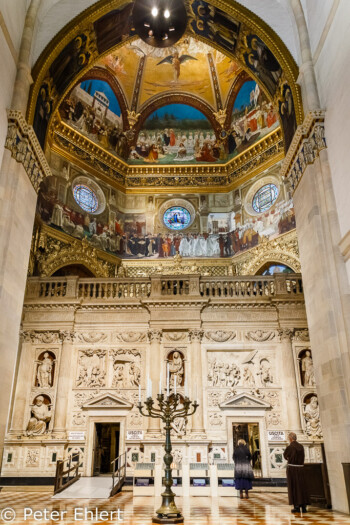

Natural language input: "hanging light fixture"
[133,0,187,48]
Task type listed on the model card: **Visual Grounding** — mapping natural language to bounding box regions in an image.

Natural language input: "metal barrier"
[110,451,127,497]
[54,454,81,495]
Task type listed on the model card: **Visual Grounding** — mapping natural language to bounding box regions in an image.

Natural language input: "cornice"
[50,116,283,193]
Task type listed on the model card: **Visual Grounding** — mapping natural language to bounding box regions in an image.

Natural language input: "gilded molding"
[233,230,300,275]
[37,236,113,278]
[280,111,326,192]
[50,116,283,192]
[5,110,52,192]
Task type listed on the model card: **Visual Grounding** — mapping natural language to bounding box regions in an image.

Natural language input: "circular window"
[72,176,106,215]
[252,183,279,213]
[73,184,98,213]
[163,207,191,231]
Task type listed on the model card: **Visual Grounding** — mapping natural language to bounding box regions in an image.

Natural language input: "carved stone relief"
[204,331,236,343]
[207,351,275,389]
[114,332,147,343]
[110,349,141,388]
[75,332,108,344]
[76,349,106,388]
[209,413,223,427]
[245,330,275,342]
[26,449,40,466]
[72,412,86,427]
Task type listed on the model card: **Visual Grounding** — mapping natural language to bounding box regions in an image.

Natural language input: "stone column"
[291,148,350,513]
[0,0,42,467]
[278,329,302,431]
[147,330,162,434]
[9,332,34,433]
[11,0,42,113]
[189,330,205,434]
[290,0,320,112]
[53,331,75,437]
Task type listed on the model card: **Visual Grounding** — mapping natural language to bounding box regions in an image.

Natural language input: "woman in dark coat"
[233,439,254,499]
[284,432,310,513]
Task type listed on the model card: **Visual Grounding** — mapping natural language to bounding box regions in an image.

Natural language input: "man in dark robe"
[284,432,310,513]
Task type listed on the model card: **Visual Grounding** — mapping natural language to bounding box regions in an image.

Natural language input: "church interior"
[0,0,350,523]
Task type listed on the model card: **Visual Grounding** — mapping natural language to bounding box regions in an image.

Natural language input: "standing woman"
[233,439,254,499]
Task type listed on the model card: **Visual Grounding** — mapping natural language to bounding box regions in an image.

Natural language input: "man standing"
[283,432,310,513]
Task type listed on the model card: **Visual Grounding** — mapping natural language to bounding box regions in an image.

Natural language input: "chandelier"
[132,0,187,48]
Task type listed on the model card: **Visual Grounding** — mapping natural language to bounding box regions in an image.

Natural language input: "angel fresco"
[157,51,198,82]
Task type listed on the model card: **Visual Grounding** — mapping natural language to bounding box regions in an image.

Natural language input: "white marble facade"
[1,274,323,479]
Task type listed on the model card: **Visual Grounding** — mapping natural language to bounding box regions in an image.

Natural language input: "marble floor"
[0,491,348,524]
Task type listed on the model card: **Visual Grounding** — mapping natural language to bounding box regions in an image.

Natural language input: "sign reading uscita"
[127,430,144,440]
[267,431,286,442]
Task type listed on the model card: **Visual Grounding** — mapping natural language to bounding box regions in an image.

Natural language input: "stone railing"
[25,274,303,302]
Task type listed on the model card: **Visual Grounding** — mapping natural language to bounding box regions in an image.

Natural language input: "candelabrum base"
[152,515,184,524]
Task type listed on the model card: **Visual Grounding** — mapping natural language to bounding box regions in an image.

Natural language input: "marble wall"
[1,273,323,479]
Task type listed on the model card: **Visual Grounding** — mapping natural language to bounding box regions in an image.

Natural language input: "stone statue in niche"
[26,395,51,435]
[36,352,55,387]
[168,351,184,388]
[304,396,322,439]
[258,359,273,386]
[301,350,316,387]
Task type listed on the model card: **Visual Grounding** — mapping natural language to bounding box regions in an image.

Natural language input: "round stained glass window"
[163,207,191,231]
[252,183,279,213]
[73,184,98,213]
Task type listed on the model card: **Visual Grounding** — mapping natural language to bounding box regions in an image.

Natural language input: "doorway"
[93,423,120,476]
[232,423,262,477]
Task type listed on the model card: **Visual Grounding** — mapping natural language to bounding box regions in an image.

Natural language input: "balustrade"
[25,274,303,302]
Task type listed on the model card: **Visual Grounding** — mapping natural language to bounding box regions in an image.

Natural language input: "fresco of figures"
[59,79,129,159]
[38,177,296,260]
[129,104,223,165]
[227,80,279,158]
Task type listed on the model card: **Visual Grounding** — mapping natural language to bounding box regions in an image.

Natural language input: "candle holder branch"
[138,393,198,524]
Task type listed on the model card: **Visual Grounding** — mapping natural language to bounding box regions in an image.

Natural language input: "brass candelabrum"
[137,393,198,524]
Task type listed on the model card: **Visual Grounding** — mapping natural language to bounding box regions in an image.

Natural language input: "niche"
[35,351,56,388]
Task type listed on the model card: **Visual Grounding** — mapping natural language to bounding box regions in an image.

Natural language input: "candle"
[166,362,170,397]
[185,377,188,397]
[194,385,197,402]
[159,376,162,395]
[150,379,153,398]
[139,383,141,402]
[174,375,177,395]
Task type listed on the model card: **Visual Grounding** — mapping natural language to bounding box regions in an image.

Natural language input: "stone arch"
[38,239,111,277]
[238,251,301,276]
[27,0,302,154]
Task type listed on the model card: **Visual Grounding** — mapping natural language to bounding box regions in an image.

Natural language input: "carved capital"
[278,328,294,342]
[189,329,203,343]
[60,330,75,343]
[148,330,162,343]
[293,329,309,342]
